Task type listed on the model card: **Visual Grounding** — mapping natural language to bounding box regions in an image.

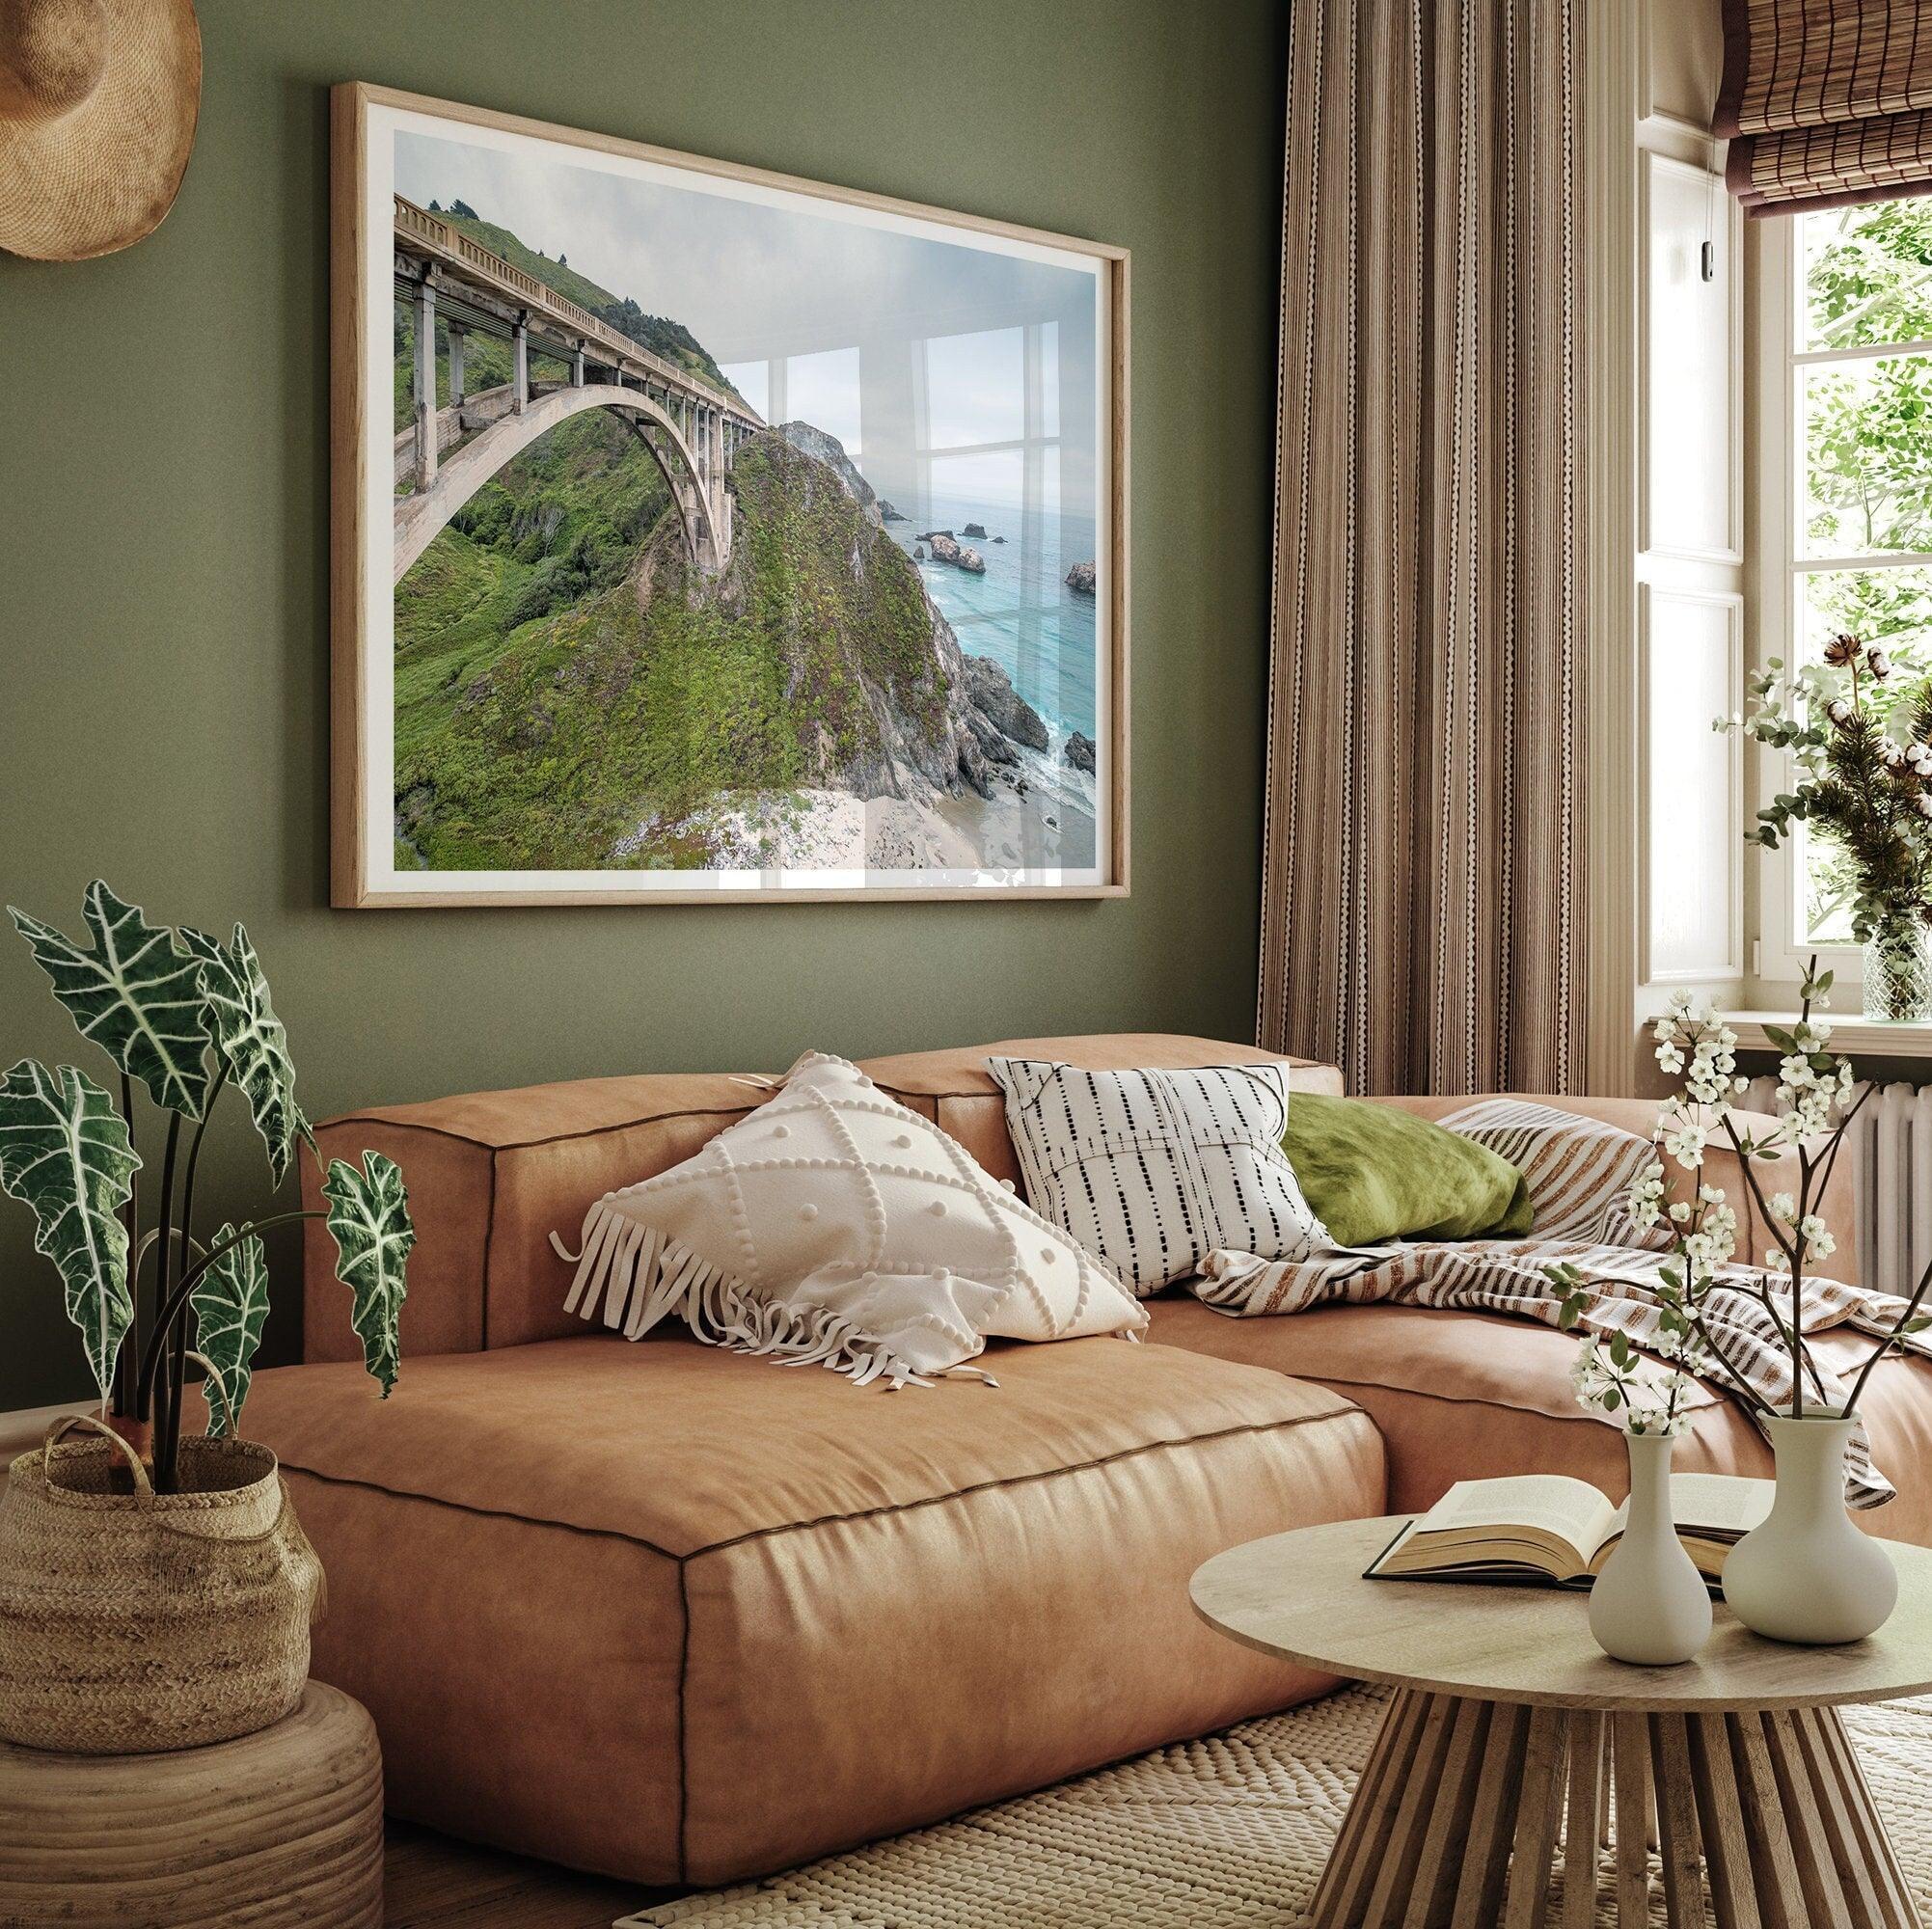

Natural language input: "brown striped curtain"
[1254,0,1587,1100]
[1718,1,1932,214]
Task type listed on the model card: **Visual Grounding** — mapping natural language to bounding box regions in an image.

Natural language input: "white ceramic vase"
[1722,1411,1898,1644]
[1589,1429,1712,1666]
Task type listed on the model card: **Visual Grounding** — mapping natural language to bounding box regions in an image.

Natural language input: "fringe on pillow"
[550,1200,935,1389]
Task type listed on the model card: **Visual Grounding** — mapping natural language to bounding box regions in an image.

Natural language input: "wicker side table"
[0,1680,382,1928]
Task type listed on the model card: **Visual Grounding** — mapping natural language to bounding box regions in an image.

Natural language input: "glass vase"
[1864,915,1932,1022]
[1588,1430,1711,1666]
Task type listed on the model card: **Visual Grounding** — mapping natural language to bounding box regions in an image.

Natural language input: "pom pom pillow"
[555,1051,1145,1385]
[987,1057,1332,1293]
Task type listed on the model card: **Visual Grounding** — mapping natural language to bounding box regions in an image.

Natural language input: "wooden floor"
[384,1820,677,1927]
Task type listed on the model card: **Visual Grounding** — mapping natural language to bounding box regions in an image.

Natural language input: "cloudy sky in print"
[395,129,1098,513]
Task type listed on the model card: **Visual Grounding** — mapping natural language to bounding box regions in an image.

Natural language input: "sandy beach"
[615,747,1098,877]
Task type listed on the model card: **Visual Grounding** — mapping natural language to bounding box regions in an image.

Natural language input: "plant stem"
[135,1209,327,1415]
[149,1113,183,1489]
[1687,1310,1780,1417]
[113,1073,140,1418]
[1844,1255,1932,1416]
[177,1067,227,1259]
[155,1072,226,1492]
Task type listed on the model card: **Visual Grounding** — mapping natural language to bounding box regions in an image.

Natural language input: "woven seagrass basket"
[0,1417,324,1754]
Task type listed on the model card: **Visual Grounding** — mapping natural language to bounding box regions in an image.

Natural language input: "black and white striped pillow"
[987,1058,1332,1295]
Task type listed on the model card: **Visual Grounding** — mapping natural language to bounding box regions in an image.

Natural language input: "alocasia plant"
[1,882,415,1491]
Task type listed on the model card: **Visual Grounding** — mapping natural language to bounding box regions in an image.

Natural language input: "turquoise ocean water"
[883,495,1100,745]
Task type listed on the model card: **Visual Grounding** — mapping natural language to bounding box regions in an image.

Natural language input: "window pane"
[925,328,1026,449]
[1803,198,1932,352]
[1801,353,1932,557]
[717,360,769,420]
[785,347,861,455]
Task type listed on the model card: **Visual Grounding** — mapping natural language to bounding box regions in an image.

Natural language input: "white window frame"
[1750,205,1932,997]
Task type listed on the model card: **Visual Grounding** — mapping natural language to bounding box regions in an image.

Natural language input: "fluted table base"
[1311,1687,1921,1929]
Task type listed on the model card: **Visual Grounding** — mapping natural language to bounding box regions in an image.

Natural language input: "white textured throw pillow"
[987,1058,1331,1294]
[554,1051,1146,1385]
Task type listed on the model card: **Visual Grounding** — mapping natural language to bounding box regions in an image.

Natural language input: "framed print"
[331,84,1129,906]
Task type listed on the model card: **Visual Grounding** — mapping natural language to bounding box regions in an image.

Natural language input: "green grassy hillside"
[394,429,954,871]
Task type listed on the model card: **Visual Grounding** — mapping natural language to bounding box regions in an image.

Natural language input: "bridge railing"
[393,195,761,430]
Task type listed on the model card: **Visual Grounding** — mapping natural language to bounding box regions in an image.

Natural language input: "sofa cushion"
[240,1329,1385,1884]
[986,1056,1330,1292]
[1371,1094,1861,1277]
[857,1035,1346,1185]
[1144,1295,1932,1544]
[1282,1091,1531,1245]
[300,1036,1343,1365]
[560,1051,1144,1384]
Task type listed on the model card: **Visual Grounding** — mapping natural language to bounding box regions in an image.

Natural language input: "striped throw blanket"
[1190,1100,1932,1508]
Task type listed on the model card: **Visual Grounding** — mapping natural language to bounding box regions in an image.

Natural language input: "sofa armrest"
[1367,1092,1860,1282]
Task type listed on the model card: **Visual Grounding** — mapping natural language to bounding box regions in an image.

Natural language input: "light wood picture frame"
[331,83,1129,908]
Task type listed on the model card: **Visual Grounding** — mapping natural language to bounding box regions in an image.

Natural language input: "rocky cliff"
[777,421,884,528]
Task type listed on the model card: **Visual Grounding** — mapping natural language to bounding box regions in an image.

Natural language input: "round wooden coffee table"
[1192,1515,1932,1928]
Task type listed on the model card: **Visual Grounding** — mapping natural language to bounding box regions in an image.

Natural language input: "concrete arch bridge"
[392,196,764,585]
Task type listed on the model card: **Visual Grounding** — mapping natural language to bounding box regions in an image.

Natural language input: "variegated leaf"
[10,883,212,1117]
[0,1060,140,1398]
[321,1151,413,1397]
[190,1226,272,1436]
[183,924,308,1184]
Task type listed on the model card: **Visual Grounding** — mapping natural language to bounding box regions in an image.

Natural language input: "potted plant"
[1729,634,1932,1019]
[0,882,414,1752]
[1557,968,1928,1645]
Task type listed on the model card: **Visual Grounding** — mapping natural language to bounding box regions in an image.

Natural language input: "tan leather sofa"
[240,1033,1918,1888]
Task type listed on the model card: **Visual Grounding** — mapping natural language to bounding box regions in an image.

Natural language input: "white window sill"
[1721,1011,1932,1059]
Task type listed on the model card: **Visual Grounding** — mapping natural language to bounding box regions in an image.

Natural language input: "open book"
[1365,1473,1776,1589]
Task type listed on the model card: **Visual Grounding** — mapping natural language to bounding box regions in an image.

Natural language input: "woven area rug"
[618,1686,1932,1928]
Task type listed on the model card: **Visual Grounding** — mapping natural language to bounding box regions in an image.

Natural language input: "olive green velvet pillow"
[1282,1093,1533,1248]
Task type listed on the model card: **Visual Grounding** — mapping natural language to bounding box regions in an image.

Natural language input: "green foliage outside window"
[1796,200,1932,939]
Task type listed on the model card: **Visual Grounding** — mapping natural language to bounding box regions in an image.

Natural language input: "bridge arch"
[393,384,729,587]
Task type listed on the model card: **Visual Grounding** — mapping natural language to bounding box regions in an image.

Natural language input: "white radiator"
[1740,1077,1932,1294]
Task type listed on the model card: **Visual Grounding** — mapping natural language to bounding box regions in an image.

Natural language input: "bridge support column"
[512,312,530,416]
[571,340,585,388]
[411,270,438,489]
[448,324,466,408]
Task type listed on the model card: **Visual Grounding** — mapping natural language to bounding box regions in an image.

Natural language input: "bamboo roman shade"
[1718,0,1932,214]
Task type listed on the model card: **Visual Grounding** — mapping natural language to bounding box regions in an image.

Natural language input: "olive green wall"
[0,0,1288,1409]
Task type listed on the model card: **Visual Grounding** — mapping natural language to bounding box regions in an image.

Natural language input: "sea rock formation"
[879,500,907,522]
[1065,560,1097,594]
[962,522,987,538]
[1065,731,1096,774]
[929,531,988,575]
[965,656,1048,752]
[913,543,927,560]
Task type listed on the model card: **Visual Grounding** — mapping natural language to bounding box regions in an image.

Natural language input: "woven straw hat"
[0,0,200,261]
